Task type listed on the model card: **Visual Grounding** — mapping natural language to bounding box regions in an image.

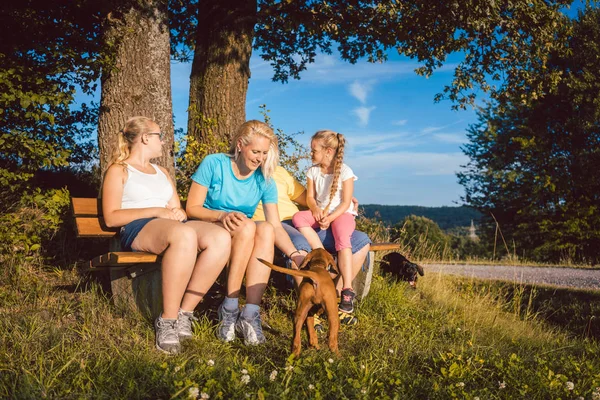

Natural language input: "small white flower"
[498,381,506,389]
[285,365,294,372]
[361,388,366,394]
[308,384,315,390]
[457,328,461,331]
[457,382,465,388]
[577,397,585,400]
[241,369,248,375]
[474,397,480,400]
[188,387,199,399]
[328,358,334,363]
[174,366,181,372]
[240,374,250,384]
[269,370,278,381]
[360,365,365,369]
[200,393,210,400]
[207,359,215,366]
[388,349,394,354]
[565,381,574,391]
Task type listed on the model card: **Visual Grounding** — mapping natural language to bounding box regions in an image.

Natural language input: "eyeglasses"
[146,132,164,140]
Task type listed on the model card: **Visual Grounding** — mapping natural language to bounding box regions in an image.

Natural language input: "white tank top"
[121,163,174,210]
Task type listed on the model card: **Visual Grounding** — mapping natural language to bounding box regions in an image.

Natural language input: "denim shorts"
[119,217,156,251]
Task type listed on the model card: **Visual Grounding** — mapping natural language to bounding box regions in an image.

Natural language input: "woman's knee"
[232,218,257,240]
[256,221,274,243]
[167,225,198,250]
[200,226,231,250]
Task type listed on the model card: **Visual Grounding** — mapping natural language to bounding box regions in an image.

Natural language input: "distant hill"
[359,204,482,230]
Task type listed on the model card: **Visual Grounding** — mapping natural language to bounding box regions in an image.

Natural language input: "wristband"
[288,250,301,258]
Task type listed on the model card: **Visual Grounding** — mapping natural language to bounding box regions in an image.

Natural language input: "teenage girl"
[292,130,358,313]
[102,116,230,354]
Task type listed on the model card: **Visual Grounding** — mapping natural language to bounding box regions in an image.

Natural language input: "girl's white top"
[307,163,358,215]
[121,163,173,209]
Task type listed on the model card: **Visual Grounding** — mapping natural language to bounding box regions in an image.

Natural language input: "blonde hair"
[108,116,156,167]
[229,120,279,180]
[312,130,346,214]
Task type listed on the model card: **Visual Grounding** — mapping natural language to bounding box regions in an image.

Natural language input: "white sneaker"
[178,309,197,340]
[217,303,239,342]
[154,316,180,354]
[235,308,266,345]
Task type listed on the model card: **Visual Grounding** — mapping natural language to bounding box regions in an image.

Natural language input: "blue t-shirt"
[191,153,278,218]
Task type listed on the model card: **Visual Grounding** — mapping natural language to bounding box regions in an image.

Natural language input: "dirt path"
[422,263,600,291]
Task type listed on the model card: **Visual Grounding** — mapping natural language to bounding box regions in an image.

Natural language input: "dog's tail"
[257,258,321,281]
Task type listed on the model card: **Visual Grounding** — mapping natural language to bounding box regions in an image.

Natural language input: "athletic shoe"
[313,313,324,333]
[338,311,358,326]
[178,309,197,340]
[217,303,239,342]
[154,316,180,354]
[235,308,266,345]
[339,288,356,313]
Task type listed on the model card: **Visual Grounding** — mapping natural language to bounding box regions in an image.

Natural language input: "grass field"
[2,254,600,399]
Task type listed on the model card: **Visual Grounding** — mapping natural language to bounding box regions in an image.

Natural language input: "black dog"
[380,252,424,288]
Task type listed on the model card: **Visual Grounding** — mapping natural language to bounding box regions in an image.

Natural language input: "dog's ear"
[297,251,313,270]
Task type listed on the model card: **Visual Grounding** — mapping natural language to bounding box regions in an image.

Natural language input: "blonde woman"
[186,120,299,346]
[102,116,230,354]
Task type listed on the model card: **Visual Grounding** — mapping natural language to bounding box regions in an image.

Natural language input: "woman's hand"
[219,211,247,232]
[168,206,187,222]
[311,207,324,222]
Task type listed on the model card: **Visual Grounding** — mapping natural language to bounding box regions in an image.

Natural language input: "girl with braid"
[292,130,358,314]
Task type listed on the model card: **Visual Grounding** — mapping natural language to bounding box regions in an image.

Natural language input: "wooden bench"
[72,197,400,314]
[72,197,164,318]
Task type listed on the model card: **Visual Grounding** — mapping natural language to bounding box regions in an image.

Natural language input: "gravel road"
[422,263,600,291]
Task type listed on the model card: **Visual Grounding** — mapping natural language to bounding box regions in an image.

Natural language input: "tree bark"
[97,0,174,179]
[187,0,256,145]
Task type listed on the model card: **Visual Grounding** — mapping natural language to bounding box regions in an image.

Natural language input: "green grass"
[2,255,600,399]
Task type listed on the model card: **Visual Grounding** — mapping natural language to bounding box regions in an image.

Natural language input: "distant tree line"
[360,205,482,231]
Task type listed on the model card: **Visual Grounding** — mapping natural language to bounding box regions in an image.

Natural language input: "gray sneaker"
[235,308,266,345]
[217,303,239,342]
[178,309,197,340]
[155,316,180,354]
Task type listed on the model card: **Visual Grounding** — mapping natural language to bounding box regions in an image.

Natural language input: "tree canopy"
[458,6,600,263]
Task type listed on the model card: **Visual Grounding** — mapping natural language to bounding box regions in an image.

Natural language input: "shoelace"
[158,319,178,341]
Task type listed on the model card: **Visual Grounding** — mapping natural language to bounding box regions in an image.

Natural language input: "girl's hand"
[157,208,179,220]
[318,216,331,230]
[219,211,247,232]
[311,208,324,222]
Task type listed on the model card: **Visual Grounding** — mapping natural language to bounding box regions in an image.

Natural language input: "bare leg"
[298,227,325,250]
[335,244,370,294]
[245,221,275,305]
[180,221,231,311]
[131,219,198,319]
[337,247,353,290]
[222,219,256,298]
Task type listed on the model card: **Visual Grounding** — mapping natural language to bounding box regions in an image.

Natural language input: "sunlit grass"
[1,255,599,399]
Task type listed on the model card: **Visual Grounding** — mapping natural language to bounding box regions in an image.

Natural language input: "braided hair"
[312,130,346,214]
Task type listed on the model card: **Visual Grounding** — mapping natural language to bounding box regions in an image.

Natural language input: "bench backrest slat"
[76,217,119,237]
[72,197,102,217]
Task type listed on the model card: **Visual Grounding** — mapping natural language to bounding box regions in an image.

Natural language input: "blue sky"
[171,52,478,207]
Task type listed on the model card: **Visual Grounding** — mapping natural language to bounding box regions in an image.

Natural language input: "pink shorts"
[292,210,356,251]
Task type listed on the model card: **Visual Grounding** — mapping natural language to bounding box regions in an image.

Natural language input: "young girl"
[292,130,358,313]
[102,116,231,354]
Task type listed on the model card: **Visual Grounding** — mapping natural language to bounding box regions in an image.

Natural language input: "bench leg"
[353,250,375,300]
[109,263,163,319]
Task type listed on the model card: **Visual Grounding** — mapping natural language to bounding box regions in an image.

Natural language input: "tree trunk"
[188,0,256,146]
[98,0,174,179]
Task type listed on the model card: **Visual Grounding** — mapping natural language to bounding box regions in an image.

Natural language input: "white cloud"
[349,81,371,104]
[392,119,408,126]
[433,133,466,144]
[422,120,464,134]
[352,106,376,126]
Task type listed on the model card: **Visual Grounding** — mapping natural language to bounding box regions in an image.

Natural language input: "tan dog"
[258,248,340,356]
